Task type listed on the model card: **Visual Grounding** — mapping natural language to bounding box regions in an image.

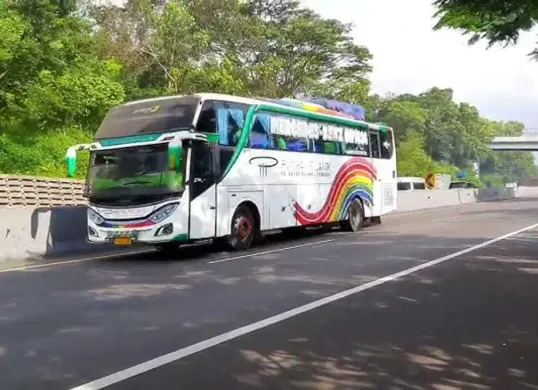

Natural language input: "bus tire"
[228,204,258,250]
[340,198,364,232]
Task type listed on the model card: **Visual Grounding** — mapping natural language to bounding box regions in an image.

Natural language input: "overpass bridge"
[490,130,538,151]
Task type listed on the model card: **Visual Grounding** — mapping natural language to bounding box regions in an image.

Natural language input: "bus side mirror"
[168,139,182,170]
[65,143,91,178]
[65,146,78,177]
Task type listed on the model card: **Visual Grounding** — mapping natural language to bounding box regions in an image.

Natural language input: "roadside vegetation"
[0,0,535,185]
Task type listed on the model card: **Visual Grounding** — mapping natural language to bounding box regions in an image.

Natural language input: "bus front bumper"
[87,222,187,246]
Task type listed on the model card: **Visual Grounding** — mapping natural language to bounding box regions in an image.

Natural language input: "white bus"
[65,93,397,252]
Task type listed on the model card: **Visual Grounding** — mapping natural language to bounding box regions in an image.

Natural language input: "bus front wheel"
[340,198,364,232]
[228,205,257,250]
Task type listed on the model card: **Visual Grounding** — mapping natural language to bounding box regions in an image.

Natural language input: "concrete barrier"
[0,206,115,263]
[516,186,538,198]
[396,189,461,211]
[0,186,519,263]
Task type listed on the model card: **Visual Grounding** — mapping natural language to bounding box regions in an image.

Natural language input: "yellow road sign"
[425,172,435,189]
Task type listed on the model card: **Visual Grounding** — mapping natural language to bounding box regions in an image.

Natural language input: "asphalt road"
[2,199,538,390]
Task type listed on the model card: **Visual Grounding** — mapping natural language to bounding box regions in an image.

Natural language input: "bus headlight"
[88,208,104,225]
[149,203,179,224]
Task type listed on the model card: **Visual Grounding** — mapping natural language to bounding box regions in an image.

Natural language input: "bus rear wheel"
[340,198,364,232]
[228,205,257,250]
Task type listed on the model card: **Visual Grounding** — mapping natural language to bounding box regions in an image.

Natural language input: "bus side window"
[220,103,249,147]
[369,131,380,159]
[280,136,308,152]
[196,101,217,134]
[195,101,249,147]
[190,142,214,199]
[249,115,272,149]
[191,143,213,179]
[379,129,394,159]
[323,141,339,154]
[266,115,308,152]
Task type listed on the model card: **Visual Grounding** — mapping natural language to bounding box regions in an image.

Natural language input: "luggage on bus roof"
[265,97,366,122]
[301,97,366,121]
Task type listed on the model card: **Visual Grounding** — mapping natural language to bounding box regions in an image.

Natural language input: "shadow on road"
[2,213,538,389]
[179,231,538,390]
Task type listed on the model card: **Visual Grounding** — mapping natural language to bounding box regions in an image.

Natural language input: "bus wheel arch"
[340,196,364,232]
[227,201,261,250]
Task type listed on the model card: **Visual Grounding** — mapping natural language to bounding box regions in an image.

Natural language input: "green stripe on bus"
[99,134,161,147]
[221,105,257,179]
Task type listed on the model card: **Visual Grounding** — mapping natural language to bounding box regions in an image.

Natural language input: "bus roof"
[121,93,392,132]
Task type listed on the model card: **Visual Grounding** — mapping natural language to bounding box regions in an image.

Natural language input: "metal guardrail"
[0,174,86,207]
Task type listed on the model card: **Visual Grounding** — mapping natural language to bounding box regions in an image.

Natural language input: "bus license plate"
[114,237,132,246]
[108,230,138,245]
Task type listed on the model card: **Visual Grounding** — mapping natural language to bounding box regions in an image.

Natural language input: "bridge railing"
[523,130,538,136]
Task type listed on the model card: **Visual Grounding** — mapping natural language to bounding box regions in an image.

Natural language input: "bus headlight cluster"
[149,203,179,224]
[88,208,104,225]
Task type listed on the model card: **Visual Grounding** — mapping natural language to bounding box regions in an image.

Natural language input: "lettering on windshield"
[132,105,160,115]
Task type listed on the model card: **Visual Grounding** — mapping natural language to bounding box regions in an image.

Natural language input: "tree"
[0,0,126,178]
[90,0,373,99]
[0,0,101,119]
[479,120,537,185]
[432,0,538,57]
[1,0,535,184]
[371,87,536,184]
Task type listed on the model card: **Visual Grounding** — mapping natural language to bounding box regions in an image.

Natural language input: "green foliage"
[432,0,538,58]
[24,59,125,129]
[0,122,91,177]
[0,0,535,188]
[395,131,437,177]
[372,87,537,185]
[0,0,125,178]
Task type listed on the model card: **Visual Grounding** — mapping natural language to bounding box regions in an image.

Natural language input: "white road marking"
[207,239,335,264]
[69,222,538,390]
[0,250,154,274]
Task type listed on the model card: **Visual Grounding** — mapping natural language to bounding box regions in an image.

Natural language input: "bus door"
[188,141,217,239]
[370,128,397,214]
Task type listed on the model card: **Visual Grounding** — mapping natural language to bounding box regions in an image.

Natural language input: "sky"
[300,0,538,132]
[103,0,538,130]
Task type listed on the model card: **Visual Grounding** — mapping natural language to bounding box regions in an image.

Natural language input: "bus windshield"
[95,96,200,140]
[84,143,187,202]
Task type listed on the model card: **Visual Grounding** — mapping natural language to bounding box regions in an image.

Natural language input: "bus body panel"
[75,93,397,247]
[189,184,217,240]
[269,185,297,229]
[188,142,218,240]
[219,146,384,228]
[216,184,231,237]
[377,158,397,214]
